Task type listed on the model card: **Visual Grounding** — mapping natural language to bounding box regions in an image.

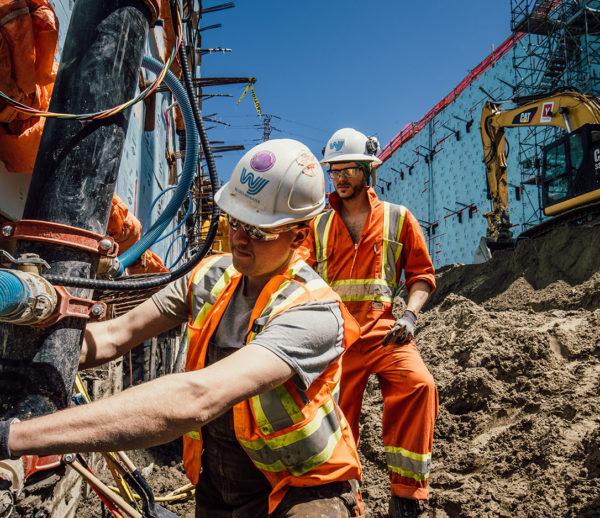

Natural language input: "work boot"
[388,496,420,518]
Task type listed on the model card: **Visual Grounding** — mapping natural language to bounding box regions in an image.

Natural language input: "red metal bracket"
[33,286,107,328]
[0,220,119,257]
[22,455,63,480]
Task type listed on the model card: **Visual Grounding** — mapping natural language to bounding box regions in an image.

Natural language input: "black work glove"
[382,310,417,346]
[0,419,19,461]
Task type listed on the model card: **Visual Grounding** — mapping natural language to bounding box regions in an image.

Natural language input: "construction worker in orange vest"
[0,140,366,517]
[303,128,438,518]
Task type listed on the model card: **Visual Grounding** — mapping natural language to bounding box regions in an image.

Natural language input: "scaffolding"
[511,0,600,228]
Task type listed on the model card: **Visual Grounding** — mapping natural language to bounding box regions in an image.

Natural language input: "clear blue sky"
[200,1,511,183]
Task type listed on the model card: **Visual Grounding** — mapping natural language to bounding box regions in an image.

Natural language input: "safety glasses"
[327,167,364,180]
[227,215,297,241]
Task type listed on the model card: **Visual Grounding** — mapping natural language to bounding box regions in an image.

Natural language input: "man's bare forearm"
[406,280,432,315]
[8,371,214,456]
[8,343,294,458]
[79,299,182,369]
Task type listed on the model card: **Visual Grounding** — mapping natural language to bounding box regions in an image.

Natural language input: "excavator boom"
[480,91,600,241]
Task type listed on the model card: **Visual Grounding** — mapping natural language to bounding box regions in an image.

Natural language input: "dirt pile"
[360,217,600,517]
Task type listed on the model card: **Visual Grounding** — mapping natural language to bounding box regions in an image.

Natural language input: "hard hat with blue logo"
[321,128,382,166]
[214,139,326,228]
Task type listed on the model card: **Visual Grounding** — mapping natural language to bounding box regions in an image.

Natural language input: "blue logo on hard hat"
[240,168,269,196]
[329,139,345,152]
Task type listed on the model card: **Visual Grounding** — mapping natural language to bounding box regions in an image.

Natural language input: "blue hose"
[164,234,187,269]
[156,192,194,244]
[116,55,199,274]
[0,271,28,318]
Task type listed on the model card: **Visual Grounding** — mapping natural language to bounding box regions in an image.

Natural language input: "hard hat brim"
[215,183,325,229]
[320,153,382,166]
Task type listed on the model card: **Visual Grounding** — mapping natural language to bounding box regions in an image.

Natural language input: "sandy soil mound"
[69,217,600,517]
[360,218,600,517]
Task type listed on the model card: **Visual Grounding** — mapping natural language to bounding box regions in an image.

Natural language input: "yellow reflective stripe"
[330,278,390,287]
[313,213,325,265]
[321,214,334,282]
[289,427,341,476]
[186,431,201,440]
[240,399,335,451]
[384,445,431,463]
[249,427,342,476]
[330,278,394,303]
[250,395,273,435]
[263,280,292,314]
[210,264,237,298]
[314,212,334,282]
[384,445,431,482]
[382,202,391,279]
[340,294,393,303]
[393,206,406,268]
[387,465,430,482]
[274,385,303,424]
[396,206,407,242]
[193,301,213,327]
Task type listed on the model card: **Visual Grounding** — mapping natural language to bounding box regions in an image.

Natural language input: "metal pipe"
[0,0,152,419]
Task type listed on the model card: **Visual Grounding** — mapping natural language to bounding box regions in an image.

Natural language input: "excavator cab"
[541,123,600,216]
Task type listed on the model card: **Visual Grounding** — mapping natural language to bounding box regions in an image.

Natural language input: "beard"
[336,182,365,199]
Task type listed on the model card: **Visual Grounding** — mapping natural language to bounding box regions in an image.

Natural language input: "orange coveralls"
[304,187,438,500]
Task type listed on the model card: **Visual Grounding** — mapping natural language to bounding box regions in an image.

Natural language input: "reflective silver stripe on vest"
[239,399,341,476]
[384,446,431,482]
[190,255,233,324]
[330,278,394,303]
[249,261,331,434]
[313,211,335,282]
[381,203,407,288]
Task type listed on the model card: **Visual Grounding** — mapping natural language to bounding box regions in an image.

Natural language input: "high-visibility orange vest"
[182,253,362,513]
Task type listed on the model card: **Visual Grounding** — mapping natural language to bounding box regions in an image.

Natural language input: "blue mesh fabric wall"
[377,51,530,268]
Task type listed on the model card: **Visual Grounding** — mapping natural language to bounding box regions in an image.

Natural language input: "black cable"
[43,0,220,291]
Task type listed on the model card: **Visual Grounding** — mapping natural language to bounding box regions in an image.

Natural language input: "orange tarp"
[0,0,58,173]
[107,195,168,274]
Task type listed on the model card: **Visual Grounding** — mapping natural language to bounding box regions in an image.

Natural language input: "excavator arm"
[480,91,600,241]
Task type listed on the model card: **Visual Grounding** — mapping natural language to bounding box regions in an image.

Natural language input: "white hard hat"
[215,139,326,228]
[321,128,382,166]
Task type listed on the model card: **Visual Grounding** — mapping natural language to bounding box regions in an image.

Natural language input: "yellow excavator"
[480,91,600,244]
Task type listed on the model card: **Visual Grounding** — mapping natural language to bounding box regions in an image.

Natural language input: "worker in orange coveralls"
[303,128,438,518]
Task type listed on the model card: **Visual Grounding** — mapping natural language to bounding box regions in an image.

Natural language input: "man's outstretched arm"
[5,343,294,458]
[80,298,183,369]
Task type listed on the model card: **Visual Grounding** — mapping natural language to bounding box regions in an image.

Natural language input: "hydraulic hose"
[43,2,221,290]
[156,192,194,244]
[0,272,28,318]
[116,55,198,274]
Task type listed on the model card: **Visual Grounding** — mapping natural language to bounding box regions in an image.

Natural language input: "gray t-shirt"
[152,272,344,390]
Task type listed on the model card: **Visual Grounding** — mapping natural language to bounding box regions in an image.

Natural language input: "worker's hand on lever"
[383,310,417,346]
